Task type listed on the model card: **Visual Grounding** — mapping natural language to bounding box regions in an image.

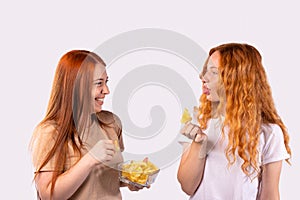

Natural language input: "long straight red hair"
[33,50,106,196]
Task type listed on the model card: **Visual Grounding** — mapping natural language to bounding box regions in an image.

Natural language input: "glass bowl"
[118,160,160,187]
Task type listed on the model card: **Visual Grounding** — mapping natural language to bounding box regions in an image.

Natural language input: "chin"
[207,96,213,101]
[94,107,102,113]
[207,96,220,102]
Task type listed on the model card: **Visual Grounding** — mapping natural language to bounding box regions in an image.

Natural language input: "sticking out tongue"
[203,87,210,95]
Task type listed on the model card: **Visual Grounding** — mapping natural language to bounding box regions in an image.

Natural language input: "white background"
[1,0,299,199]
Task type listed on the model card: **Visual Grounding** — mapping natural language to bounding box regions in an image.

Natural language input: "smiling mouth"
[95,97,104,103]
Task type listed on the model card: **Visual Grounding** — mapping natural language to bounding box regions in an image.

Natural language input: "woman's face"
[92,63,110,113]
[200,51,221,102]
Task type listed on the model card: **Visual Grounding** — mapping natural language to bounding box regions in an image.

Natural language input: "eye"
[95,79,108,86]
[95,81,102,86]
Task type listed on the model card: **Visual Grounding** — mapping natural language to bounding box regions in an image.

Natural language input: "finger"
[104,139,114,145]
[189,126,199,139]
[185,123,195,135]
[106,149,115,156]
[194,134,203,143]
[180,122,196,133]
[128,184,141,191]
[103,155,114,162]
[105,143,116,150]
[194,133,207,143]
[134,184,143,190]
[180,123,189,134]
[182,123,195,138]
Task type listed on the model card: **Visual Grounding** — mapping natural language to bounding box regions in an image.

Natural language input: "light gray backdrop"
[1,1,299,199]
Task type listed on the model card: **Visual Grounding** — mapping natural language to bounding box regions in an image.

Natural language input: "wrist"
[191,140,207,159]
[84,152,99,167]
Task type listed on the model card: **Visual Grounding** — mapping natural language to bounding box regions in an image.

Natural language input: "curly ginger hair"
[198,43,291,176]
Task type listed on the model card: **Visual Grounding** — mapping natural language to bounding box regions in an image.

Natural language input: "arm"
[177,141,207,195]
[35,153,97,200]
[35,140,115,200]
[177,122,208,195]
[257,161,283,200]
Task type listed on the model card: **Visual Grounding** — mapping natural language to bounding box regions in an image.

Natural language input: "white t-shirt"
[189,119,290,200]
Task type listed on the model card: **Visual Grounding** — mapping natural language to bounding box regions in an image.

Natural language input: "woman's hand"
[128,183,146,191]
[180,122,208,158]
[180,122,207,143]
[127,183,150,191]
[88,140,116,164]
[120,181,150,191]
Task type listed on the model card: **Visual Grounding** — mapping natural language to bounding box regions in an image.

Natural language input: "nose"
[101,84,110,95]
[200,73,207,83]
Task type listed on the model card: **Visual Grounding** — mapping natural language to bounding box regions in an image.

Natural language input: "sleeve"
[261,124,290,165]
[96,110,124,151]
[30,123,62,172]
[113,113,124,152]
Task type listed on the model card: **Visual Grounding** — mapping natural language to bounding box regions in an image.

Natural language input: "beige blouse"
[31,111,124,200]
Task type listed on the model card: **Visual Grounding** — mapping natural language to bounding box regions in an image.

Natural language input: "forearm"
[37,153,96,200]
[257,189,279,200]
[257,176,280,200]
[177,142,206,195]
[257,161,282,200]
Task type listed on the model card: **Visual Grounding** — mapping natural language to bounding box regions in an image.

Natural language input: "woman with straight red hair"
[30,50,143,199]
[177,43,291,200]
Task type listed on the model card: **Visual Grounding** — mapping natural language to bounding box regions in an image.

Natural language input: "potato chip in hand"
[180,108,192,124]
[114,140,120,151]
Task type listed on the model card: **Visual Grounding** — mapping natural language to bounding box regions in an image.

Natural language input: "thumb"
[194,133,207,143]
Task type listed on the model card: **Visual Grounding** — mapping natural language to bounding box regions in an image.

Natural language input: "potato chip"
[114,140,120,151]
[180,108,192,124]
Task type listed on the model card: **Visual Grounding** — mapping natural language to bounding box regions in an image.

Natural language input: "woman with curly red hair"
[177,43,291,200]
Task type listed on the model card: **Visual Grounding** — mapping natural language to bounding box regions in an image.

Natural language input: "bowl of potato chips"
[118,159,160,187]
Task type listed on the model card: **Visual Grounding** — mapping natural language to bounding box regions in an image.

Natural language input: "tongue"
[203,88,210,95]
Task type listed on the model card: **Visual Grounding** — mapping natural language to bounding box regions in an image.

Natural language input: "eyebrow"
[207,65,218,69]
[93,76,109,82]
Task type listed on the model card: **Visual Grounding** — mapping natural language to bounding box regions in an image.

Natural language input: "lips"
[95,97,104,105]
[202,85,210,95]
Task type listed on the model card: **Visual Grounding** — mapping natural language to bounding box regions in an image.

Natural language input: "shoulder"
[37,121,57,133]
[30,121,58,150]
[260,123,283,142]
[33,121,58,140]
[30,122,58,163]
[96,110,122,128]
[259,123,289,165]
